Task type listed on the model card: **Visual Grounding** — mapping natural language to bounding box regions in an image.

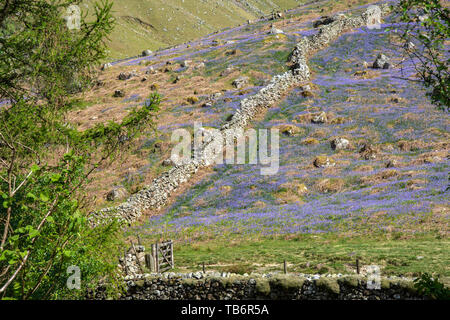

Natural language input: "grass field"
[83,0,303,60]
[131,233,449,278]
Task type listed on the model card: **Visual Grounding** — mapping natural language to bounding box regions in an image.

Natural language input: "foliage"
[396,0,449,110]
[0,0,160,299]
[413,273,450,300]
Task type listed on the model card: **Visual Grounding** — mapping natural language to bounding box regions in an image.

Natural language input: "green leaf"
[39,193,50,202]
[51,173,62,182]
[26,192,37,200]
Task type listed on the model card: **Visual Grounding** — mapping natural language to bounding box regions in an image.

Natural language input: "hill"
[83,0,304,60]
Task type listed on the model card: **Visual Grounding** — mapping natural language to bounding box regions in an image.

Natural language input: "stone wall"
[89,3,394,227]
[90,272,424,300]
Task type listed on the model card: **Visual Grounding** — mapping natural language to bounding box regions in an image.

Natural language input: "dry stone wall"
[90,272,424,300]
[89,3,393,227]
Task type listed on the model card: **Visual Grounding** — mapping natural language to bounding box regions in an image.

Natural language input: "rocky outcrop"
[89,3,393,227]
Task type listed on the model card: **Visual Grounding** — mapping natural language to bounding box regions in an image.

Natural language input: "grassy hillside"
[83,0,303,60]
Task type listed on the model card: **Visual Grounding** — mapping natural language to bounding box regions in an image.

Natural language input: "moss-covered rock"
[269,275,305,291]
[255,279,271,296]
[316,278,340,295]
[276,124,304,136]
[338,275,362,288]
[313,155,336,168]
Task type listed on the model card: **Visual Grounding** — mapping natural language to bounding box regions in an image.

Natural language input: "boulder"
[142,49,153,56]
[386,159,398,168]
[313,156,336,168]
[373,53,390,69]
[145,67,156,75]
[312,111,328,124]
[269,26,284,34]
[118,71,137,80]
[106,187,128,201]
[276,124,302,136]
[101,63,112,71]
[180,60,191,68]
[359,143,377,160]
[331,137,350,151]
[232,76,249,89]
[113,90,125,98]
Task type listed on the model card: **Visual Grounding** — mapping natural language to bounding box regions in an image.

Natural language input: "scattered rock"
[232,76,249,89]
[312,111,328,124]
[118,71,137,80]
[268,26,284,34]
[373,53,390,69]
[101,63,112,70]
[313,156,336,168]
[173,75,181,84]
[145,67,156,75]
[180,60,191,68]
[359,143,378,160]
[386,159,398,168]
[331,137,350,151]
[113,90,125,98]
[106,187,128,202]
[276,124,302,136]
[142,49,153,56]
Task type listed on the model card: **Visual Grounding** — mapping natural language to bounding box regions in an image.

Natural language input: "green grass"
[82,0,304,60]
[145,234,450,277]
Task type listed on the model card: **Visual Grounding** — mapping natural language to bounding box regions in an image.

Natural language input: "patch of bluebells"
[127,2,450,241]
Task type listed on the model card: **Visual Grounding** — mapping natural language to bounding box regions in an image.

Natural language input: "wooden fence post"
[155,242,159,273]
[145,253,152,271]
[170,240,174,269]
[284,260,287,274]
[151,243,157,272]
[356,259,360,275]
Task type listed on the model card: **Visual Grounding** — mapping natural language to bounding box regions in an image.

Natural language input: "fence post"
[145,253,152,271]
[170,240,174,269]
[130,240,144,274]
[284,260,287,274]
[356,259,360,275]
[155,242,159,273]
[151,243,157,273]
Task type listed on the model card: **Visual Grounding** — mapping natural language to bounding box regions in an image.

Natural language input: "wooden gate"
[145,240,174,273]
